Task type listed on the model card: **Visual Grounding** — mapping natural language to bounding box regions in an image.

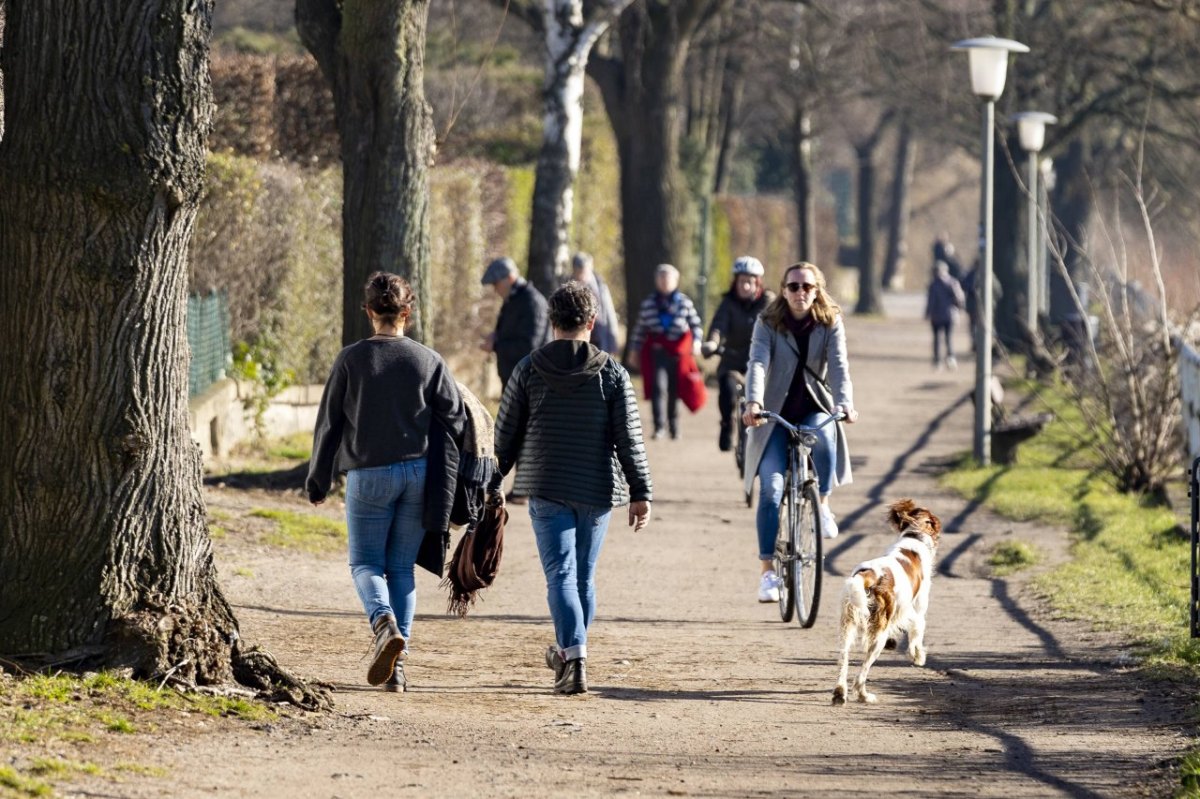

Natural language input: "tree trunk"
[992,131,1023,347]
[589,1,732,328]
[526,1,631,297]
[792,108,816,263]
[854,139,884,314]
[1047,138,1092,325]
[297,0,434,346]
[882,120,916,291]
[0,0,238,682]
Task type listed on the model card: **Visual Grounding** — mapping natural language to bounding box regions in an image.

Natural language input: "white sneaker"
[819,505,840,539]
[758,571,781,603]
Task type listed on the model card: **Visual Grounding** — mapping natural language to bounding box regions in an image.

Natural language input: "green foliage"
[229,337,295,440]
[988,540,1039,576]
[572,114,625,314]
[250,509,347,554]
[942,382,1200,674]
[506,165,536,265]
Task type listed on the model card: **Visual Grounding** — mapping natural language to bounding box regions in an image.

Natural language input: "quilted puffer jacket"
[493,339,652,507]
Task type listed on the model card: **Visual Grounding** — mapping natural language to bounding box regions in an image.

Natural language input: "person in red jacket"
[628,264,705,440]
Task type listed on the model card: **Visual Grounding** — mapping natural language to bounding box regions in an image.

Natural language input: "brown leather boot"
[367,614,405,686]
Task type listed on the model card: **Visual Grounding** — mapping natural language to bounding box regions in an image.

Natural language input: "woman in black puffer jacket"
[492,282,653,695]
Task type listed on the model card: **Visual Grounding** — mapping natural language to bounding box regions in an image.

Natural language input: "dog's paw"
[832,686,847,705]
[911,648,926,667]
[857,691,878,704]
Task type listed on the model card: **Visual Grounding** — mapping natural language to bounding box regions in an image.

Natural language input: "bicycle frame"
[753,409,845,626]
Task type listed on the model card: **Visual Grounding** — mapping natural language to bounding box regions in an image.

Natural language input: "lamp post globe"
[952,36,1029,467]
[1011,111,1058,339]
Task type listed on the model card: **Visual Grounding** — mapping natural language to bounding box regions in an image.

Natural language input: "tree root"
[231,644,334,712]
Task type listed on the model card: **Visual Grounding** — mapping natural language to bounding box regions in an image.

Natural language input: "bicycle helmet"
[732,256,764,277]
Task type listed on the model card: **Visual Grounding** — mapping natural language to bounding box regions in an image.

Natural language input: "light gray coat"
[743,314,854,498]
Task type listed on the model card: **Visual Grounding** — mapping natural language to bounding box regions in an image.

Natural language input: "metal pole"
[1026,151,1039,336]
[974,100,994,465]
[1191,456,1199,638]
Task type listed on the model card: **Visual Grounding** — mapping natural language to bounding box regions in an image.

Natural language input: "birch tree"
[499,0,635,293]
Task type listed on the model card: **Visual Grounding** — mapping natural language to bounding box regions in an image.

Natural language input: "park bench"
[970,377,1055,465]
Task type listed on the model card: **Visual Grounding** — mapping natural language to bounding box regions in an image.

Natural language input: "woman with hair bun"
[493,281,653,695]
[307,271,465,692]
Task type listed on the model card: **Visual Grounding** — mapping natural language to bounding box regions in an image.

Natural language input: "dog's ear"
[887,498,918,530]
[925,511,943,537]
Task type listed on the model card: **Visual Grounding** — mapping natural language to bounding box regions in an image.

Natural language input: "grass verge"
[250,508,346,554]
[0,670,275,796]
[941,378,1198,796]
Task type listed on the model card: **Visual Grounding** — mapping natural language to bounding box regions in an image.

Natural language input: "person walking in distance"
[492,282,653,694]
[481,256,550,504]
[570,251,621,355]
[480,256,550,389]
[629,264,704,440]
[702,255,773,452]
[741,262,858,603]
[307,272,466,691]
[925,259,965,370]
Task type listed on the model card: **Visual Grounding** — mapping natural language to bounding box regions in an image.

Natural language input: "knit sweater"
[306,337,465,503]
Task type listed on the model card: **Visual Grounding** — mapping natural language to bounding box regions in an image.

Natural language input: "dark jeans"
[931,322,953,364]
[651,348,680,434]
[717,370,743,436]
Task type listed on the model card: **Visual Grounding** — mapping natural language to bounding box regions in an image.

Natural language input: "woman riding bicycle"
[702,256,774,453]
[741,262,858,604]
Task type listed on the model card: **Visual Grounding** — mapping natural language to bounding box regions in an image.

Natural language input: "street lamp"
[1011,111,1057,337]
[952,36,1029,466]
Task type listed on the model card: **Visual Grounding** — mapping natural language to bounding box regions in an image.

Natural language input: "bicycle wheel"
[793,481,824,628]
[772,472,796,622]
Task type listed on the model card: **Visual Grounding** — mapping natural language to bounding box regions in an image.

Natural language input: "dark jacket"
[493,340,652,507]
[708,290,773,374]
[494,279,550,386]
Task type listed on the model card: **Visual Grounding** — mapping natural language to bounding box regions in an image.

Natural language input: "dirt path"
[153,294,1187,797]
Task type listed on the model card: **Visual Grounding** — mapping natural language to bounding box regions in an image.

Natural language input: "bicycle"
[753,409,845,627]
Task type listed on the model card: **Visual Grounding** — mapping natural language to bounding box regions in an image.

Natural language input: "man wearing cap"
[570,252,620,355]
[481,257,551,389]
[702,255,773,451]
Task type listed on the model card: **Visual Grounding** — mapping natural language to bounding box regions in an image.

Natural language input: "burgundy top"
[780,313,821,424]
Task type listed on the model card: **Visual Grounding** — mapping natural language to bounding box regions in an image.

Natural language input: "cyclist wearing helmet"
[702,256,773,451]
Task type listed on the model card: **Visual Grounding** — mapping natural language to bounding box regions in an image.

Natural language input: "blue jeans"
[528,497,613,661]
[755,413,836,560]
[345,458,427,642]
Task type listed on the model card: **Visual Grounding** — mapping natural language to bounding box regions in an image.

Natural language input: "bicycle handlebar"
[752,409,846,434]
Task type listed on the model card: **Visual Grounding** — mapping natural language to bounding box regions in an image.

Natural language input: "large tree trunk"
[853,138,884,315]
[0,0,237,681]
[882,120,916,291]
[791,108,816,263]
[1047,138,1092,325]
[297,0,434,346]
[992,131,1024,347]
[590,1,732,328]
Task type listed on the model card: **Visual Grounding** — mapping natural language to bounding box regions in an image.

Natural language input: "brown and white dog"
[832,498,942,705]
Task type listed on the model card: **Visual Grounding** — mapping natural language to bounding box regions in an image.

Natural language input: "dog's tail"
[833,570,872,704]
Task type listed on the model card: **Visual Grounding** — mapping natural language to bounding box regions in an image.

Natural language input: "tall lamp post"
[952,36,1029,466]
[1011,111,1057,337]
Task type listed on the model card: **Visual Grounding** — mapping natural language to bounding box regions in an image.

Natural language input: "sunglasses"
[785,281,817,294]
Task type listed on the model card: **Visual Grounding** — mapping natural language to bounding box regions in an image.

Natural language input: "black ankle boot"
[718,425,732,452]
[368,614,406,686]
[554,657,587,695]
[384,661,407,693]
